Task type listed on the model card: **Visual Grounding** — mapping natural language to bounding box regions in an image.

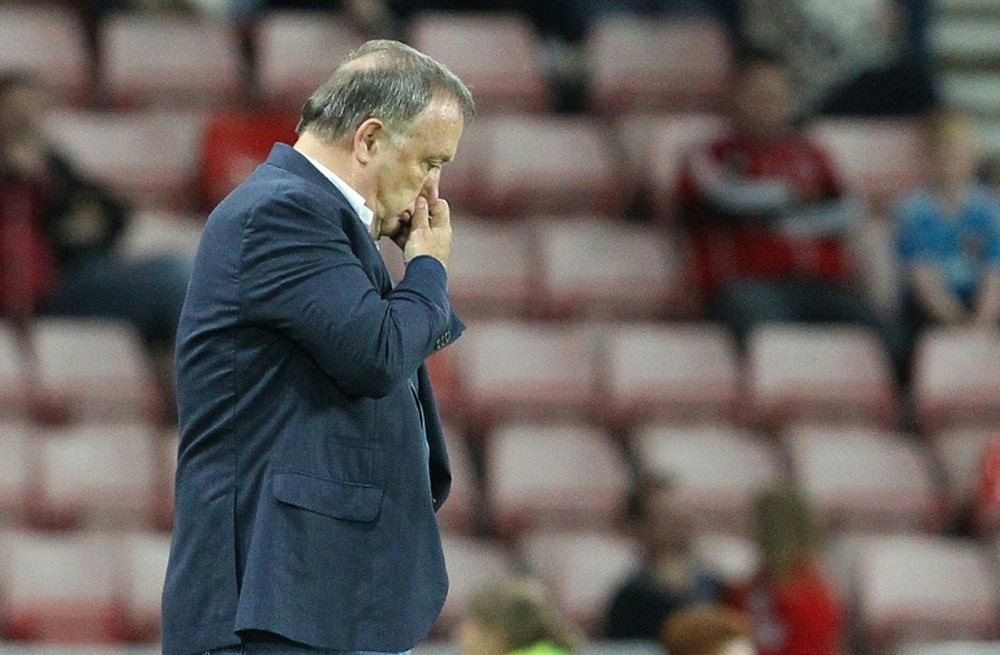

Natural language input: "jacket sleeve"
[238,193,457,399]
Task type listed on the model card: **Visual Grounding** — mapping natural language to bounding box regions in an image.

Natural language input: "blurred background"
[0,0,998,654]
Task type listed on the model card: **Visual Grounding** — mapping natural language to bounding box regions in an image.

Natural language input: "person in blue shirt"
[895,111,1000,356]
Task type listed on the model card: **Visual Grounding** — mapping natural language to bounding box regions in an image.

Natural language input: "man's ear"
[354,118,385,164]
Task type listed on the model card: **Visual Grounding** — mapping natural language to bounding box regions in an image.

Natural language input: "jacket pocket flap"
[272,472,383,522]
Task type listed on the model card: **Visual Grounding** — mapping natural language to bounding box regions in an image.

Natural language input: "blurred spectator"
[742,0,936,117]
[0,72,190,421]
[605,477,724,641]
[661,605,755,655]
[895,112,1000,347]
[727,486,843,655]
[456,577,582,655]
[677,47,904,377]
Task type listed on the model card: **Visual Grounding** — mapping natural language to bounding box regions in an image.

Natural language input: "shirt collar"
[299,151,376,234]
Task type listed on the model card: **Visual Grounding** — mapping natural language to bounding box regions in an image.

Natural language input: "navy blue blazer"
[162,143,463,655]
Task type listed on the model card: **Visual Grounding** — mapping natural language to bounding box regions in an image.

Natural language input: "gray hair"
[296,40,475,144]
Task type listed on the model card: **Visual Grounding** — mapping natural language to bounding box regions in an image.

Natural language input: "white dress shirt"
[299,151,376,235]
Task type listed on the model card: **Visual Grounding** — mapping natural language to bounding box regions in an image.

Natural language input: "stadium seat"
[632,423,782,535]
[0,323,27,414]
[807,119,926,211]
[487,421,629,536]
[42,109,206,210]
[605,323,741,426]
[446,219,535,319]
[913,327,1000,430]
[0,530,126,643]
[197,108,298,210]
[747,325,898,430]
[785,424,945,532]
[894,642,1000,655]
[690,533,759,587]
[588,16,730,117]
[0,5,91,101]
[0,421,31,522]
[475,116,623,217]
[32,319,153,420]
[409,12,550,114]
[533,218,686,319]
[438,121,488,215]
[435,422,479,533]
[932,427,1000,520]
[33,422,159,528]
[519,529,641,634]
[119,531,171,641]
[449,321,601,425]
[101,14,242,107]
[615,113,725,220]
[120,209,205,261]
[436,534,517,633]
[856,535,1000,651]
[256,11,368,110]
[156,433,179,531]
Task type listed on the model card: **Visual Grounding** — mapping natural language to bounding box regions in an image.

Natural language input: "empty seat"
[747,325,898,430]
[42,109,205,209]
[437,535,517,632]
[256,11,368,109]
[807,119,926,211]
[476,116,622,217]
[101,15,242,107]
[448,219,535,318]
[913,328,1000,430]
[616,113,725,220]
[606,323,741,425]
[519,529,641,633]
[450,321,601,425]
[487,421,628,536]
[856,535,1000,651]
[534,218,686,319]
[588,16,730,117]
[435,422,479,533]
[0,421,31,521]
[33,319,153,419]
[409,12,549,114]
[933,427,1000,515]
[198,108,298,210]
[0,530,125,643]
[0,324,27,414]
[119,531,171,641]
[785,425,944,532]
[633,423,782,535]
[0,6,91,101]
[34,422,158,528]
[121,209,205,260]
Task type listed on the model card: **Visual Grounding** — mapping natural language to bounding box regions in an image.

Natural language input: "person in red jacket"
[677,47,902,377]
[728,486,843,655]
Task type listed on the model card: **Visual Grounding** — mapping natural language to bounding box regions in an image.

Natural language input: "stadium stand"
[0,5,91,103]
[913,327,1000,430]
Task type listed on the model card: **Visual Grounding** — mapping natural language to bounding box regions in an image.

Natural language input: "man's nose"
[421,172,440,205]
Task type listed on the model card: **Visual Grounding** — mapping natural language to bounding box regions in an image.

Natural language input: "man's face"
[734,63,792,138]
[368,97,464,239]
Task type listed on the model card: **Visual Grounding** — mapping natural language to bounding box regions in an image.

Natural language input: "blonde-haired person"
[661,605,755,655]
[456,578,582,655]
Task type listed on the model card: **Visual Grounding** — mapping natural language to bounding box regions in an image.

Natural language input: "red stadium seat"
[588,16,731,117]
[101,15,242,107]
[932,427,1000,525]
[856,535,1000,651]
[747,325,898,430]
[121,209,205,261]
[913,327,1000,430]
[632,423,782,535]
[33,422,159,528]
[0,421,31,522]
[447,218,535,319]
[519,529,640,634]
[533,218,687,319]
[409,12,550,114]
[0,530,126,643]
[449,320,601,425]
[435,535,517,633]
[785,424,945,533]
[475,116,624,217]
[119,531,171,641]
[487,421,629,536]
[0,6,91,102]
[606,323,741,426]
[435,422,479,534]
[256,11,368,110]
[42,109,205,210]
[198,109,298,210]
[807,119,926,212]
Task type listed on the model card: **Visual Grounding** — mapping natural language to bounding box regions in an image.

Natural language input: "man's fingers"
[427,198,450,229]
[411,196,430,231]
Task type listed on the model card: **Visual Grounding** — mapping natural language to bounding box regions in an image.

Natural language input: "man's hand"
[403,196,452,269]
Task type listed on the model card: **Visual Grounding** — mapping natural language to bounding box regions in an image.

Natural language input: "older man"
[162,40,474,655]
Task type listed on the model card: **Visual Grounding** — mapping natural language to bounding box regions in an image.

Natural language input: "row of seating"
[1,6,733,115]
[37,106,926,217]
[0,524,994,650]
